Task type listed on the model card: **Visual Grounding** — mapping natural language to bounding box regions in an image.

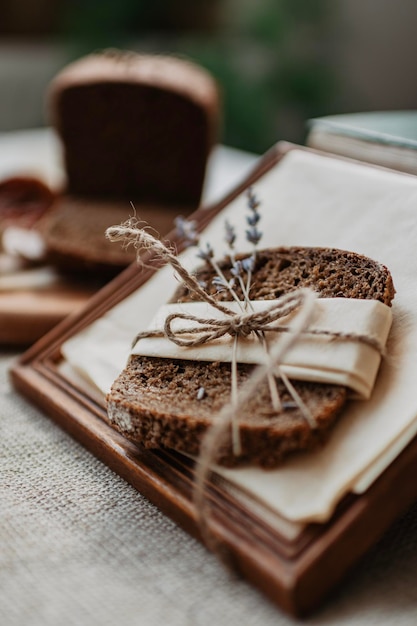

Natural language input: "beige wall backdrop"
[330,0,417,112]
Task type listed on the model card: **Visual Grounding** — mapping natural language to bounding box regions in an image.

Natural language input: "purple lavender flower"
[241,254,255,274]
[212,275,235,293]
[246,227,262,246]
[230,260,243,277]
[246,211,261,227]
[224,219,236,249]
[174,216,200,247]
[196,242,214,261]
[245,187,262,247]
[246,187,260,211]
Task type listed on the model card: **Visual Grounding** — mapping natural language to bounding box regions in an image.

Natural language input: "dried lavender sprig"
[241,191,281,409]
[223,213,253,307]
[223,225,247,302]
[174,215,244,309]
[245,186,263,248]
[217,197,279,413]
[244,188,262,296]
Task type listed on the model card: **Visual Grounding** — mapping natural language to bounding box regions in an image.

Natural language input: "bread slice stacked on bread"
[38,197,185,276]
[41,51,220,275]
[106,246,395,467]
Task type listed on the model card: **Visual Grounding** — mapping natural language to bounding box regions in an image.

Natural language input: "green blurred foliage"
[61,0,336,153]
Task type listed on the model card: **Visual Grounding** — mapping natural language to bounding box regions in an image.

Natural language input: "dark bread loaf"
[107,247,395,467]
[48,51,220,205]
[42,51,220,274]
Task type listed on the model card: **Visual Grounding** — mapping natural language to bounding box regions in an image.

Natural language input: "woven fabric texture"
[2,351,417,626]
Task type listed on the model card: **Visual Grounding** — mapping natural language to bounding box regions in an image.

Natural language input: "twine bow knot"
[226,315,254,338]
[133,292,306,349]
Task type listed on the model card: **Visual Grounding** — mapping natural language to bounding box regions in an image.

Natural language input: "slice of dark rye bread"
[106,246,395,467]
[38,197,182,276]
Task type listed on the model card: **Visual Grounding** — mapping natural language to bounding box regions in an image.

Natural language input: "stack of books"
[306,110,417,175]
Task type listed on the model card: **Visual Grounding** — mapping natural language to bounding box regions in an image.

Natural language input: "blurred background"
[0,0,416,154]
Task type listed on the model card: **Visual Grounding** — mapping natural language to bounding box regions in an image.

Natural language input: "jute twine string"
[107,222,233,317]
[132,296,386,355]
[192,287,318,555]
[106,221,386,560]
[132,291,309,347]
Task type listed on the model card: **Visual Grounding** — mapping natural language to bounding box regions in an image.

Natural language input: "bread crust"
[48,52,219,122]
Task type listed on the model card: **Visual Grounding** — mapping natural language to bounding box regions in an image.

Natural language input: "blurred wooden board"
[0,273,95,345]
[11,142,417,616]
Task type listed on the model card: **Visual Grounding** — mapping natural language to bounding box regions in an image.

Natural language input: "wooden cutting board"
[0,283,94,345]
